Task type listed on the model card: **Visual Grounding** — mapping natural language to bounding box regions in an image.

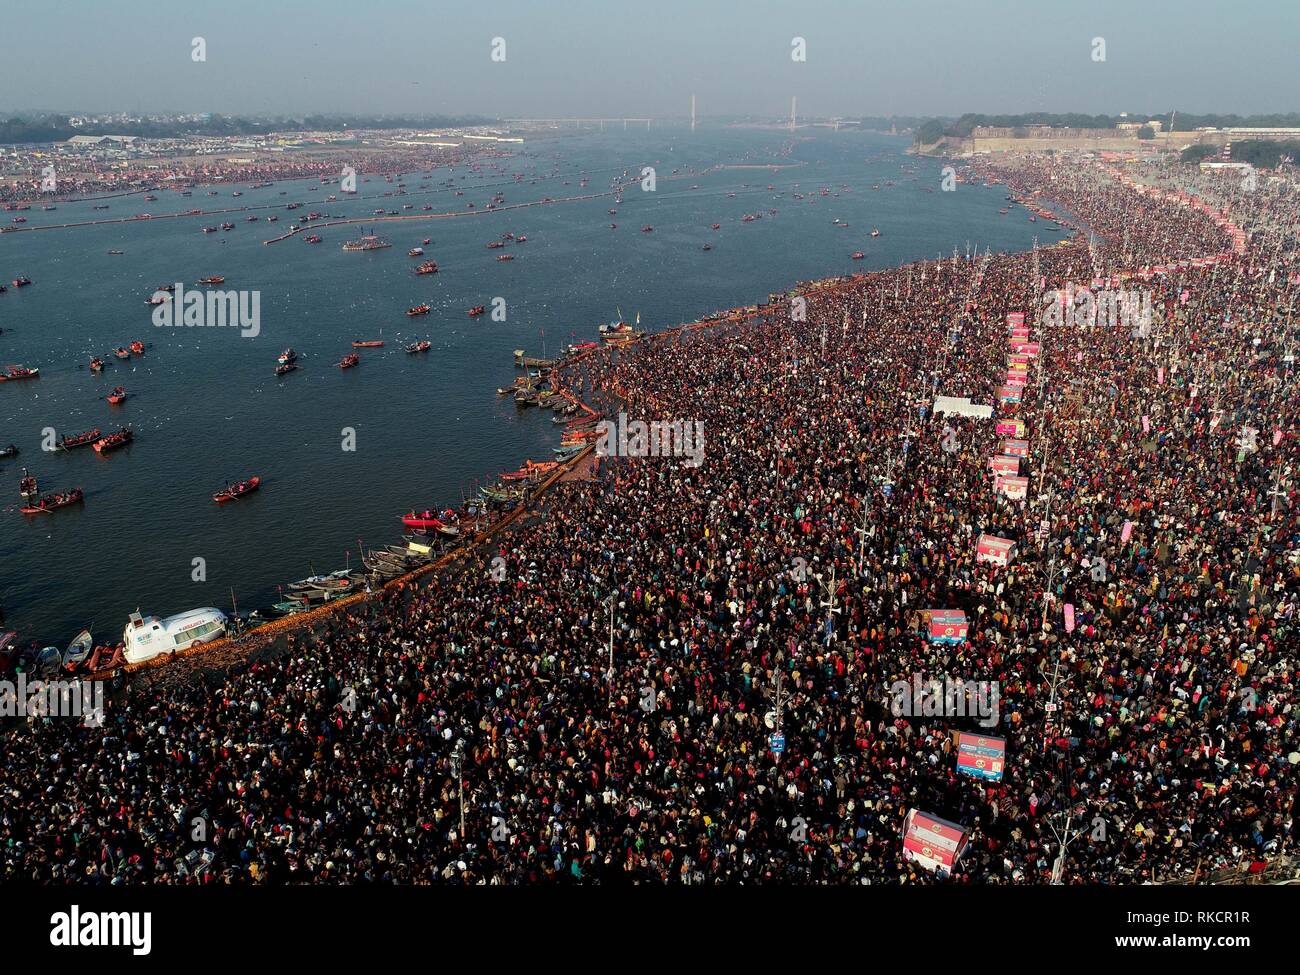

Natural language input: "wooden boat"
[196,275,225,285]
[352,340,385,347]
[0,443,17,459]
[114,347,131,359]
[406,304,430,316]
[467,305,485,317]
[0,366,40,382]
[405,340,431,354]
[513,350,555,368]
[870,229,880,237]
[851,251,865,260]
[107,386,129,404]
[287,574,352,593]
[213,475,260,503]
[414,261,438,275]
[338,353,360,369]
[63,629,93,671]
[93,427,133,453]
[275,362,298,377]
[21,486,83,514]
[59,427,101,450]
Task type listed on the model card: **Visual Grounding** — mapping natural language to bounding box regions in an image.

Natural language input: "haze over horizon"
[2,0,1295,120]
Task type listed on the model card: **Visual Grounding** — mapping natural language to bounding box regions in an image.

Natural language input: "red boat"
[414,261,438,275]
[93,427,133,453]
[304,234,322,243]
[59,428,101,450]
[89,357,106,372]
[338,353,360,369]
[107,386,129,404]
[422,238,431,245]
[352,340,385,347]
[851,251,865,260]
[129,340,144,355]
[516,235,527,242]
[405,340,431,354]
[196,275,225,285]
[220,223,234,231]
[711,223,720,230]
[113,347,130,359]
[467,305,485,317]
[213,476,261,503]
[407,304,431,316]
[486,241,505,249]
[21,486,84,515]
[496,254,514,262]
[12,277,32,287]
[0,366,39,382]
[401,510,445,531]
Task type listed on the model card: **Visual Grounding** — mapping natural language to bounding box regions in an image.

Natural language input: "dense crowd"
[2,153,1295,884]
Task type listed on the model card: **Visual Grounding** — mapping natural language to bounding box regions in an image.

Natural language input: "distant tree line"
[0,113,495,145]
[1180,140,1300,167]
[912,112,1300,144]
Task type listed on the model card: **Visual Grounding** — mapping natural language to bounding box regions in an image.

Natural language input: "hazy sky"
[2,0,1295,118]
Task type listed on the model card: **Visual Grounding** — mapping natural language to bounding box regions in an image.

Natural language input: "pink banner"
[976,533,1015,567]
[1120,520,1133,544]
[1064,603,1075,633]
[989,455,1020,476]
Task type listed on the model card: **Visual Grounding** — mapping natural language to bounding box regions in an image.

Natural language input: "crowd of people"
[1,151,1295,884]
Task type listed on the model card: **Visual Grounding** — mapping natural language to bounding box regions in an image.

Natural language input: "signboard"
[769,731,785,754]
[902,809,968,875]
[989,454,1020,476]
[1002,438,1029,458]
[1005,372,1027,388]
[995,419,1026,437]
[956,732,1006,782]
[995,474,1029,500]
[998,386,1022,404]
[976,533,1015,567]
[1012,342,1041,357]
[1006,312,1025,326]
[925,609,968,644]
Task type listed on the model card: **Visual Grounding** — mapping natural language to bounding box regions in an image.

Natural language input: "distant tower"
[691,94,697,132]
[790,96,797,131]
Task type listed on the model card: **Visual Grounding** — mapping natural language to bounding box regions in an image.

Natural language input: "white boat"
[123,608,227,664]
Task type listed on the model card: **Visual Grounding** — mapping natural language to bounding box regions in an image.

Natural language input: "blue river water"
[0,128,1042,643]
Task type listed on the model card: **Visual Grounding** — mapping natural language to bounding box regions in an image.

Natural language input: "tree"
[1137,126,1155,140]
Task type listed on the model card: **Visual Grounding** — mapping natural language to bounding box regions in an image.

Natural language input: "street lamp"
[450,738,466,840]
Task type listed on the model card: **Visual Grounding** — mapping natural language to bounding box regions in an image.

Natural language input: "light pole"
[817,563,841,645]
[605,591,617,710]
[450,738,466,840]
